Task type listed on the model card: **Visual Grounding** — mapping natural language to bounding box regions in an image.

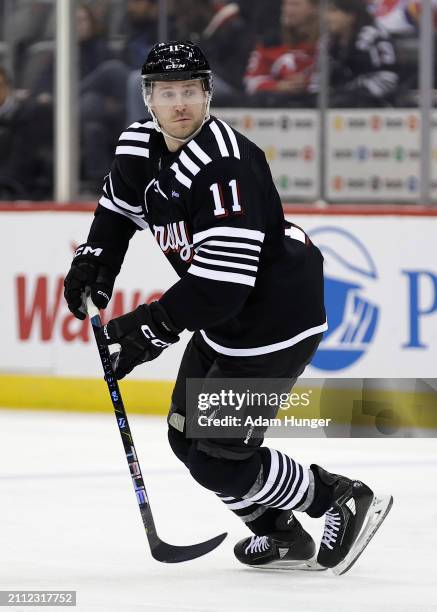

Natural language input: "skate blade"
[250,556,327,572]
[332,494,393,576]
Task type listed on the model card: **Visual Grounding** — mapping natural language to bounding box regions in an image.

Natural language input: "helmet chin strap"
[146,95,212,146]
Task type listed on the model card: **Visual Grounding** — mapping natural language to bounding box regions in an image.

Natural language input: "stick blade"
[151,532,228,563]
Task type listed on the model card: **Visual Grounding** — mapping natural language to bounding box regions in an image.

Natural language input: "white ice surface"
[0,409,436,612]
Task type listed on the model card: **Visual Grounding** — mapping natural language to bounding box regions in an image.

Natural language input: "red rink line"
[0,201,437,216]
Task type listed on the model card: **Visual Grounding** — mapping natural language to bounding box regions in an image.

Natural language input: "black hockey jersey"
[94,115,326,356]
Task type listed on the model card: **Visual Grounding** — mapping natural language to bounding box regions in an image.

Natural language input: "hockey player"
[64,41,392,572]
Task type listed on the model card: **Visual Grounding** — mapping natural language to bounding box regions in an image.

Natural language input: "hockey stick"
[86,296,227,563]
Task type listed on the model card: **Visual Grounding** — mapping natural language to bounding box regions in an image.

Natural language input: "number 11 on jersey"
[210,180,242,217]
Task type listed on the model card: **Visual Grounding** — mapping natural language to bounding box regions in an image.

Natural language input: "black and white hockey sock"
[216,448,316,532]
[216,493,289,535]
[242,448,315,512]
[216,493,269,525]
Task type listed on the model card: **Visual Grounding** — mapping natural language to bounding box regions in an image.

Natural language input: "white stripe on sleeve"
[187,140,212,165]
[218,119,240,159]
[108,174,143,213]
[194,254,258,272]
[200,240,262,253]
[210,121,229,157]
[188,265,256,286]
[119,131,150,143]
[285,227,306,243]
[199,247,259,261]
[193,226,265,245]
[116,145,149,158]
[179,151,201,176]
[99,195,148,229]
[171,162,192,188]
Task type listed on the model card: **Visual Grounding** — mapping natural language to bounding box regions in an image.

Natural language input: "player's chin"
[170,122,196,138]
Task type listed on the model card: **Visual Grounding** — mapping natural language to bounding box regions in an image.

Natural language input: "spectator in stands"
[32,4,123,91]
[121,0,160,123]
[370,1,437,99]
[30,4,129,191]
[77,4,112,77]
[0,66,52,199]
[244,0,319,106]
[121,0,160,69]
[7,0,53,84]
[81,0,113,37]
[173,0,255,101]
[77,4,129,189]
[326,0,399,107]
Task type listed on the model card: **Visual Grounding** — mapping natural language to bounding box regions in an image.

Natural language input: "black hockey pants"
[167,331,322,499]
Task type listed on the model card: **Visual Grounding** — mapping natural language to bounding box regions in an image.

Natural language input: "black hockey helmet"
[141,41,213,140]
[141,41,212,91]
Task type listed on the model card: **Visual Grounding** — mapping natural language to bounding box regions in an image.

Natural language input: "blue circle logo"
[309,227,379,371]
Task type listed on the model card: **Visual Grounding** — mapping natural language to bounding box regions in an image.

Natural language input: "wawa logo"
[14,240,165,343]
[153,221,193,262]
[15,275,163,343]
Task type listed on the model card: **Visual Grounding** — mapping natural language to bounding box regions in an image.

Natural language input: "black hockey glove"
[64,243,123,320]
[99,301,181,379]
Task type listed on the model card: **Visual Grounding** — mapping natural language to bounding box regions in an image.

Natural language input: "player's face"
[150,80,208,140]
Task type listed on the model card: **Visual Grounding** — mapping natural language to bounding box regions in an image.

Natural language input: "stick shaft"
[85,297,228,563]
[87,302,160,549]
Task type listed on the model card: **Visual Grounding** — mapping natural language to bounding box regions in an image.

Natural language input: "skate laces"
[245,536,270,555]
[321,508,341,550]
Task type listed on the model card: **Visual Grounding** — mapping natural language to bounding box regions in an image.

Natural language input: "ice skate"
[313,465,393,575]
[234,512,323,570]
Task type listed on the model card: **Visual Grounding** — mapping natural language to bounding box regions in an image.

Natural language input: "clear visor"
[145,80,209,107]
